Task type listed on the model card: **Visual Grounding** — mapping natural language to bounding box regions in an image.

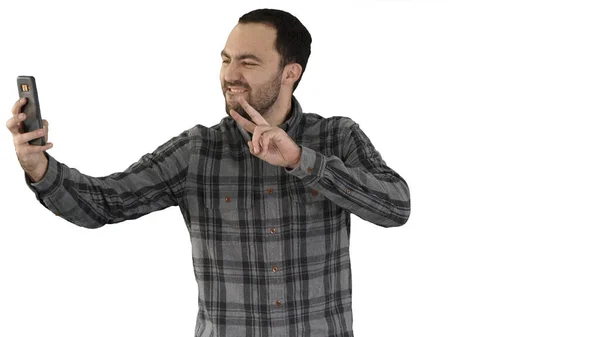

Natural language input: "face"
[220,23,284,120]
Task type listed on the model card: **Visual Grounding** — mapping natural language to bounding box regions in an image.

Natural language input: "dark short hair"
[238,9,312,92]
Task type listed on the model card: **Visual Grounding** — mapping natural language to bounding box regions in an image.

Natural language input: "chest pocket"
[287,184,331,229]
[202,187,254,210]
[200,187,255,233]
[288,184,328,204]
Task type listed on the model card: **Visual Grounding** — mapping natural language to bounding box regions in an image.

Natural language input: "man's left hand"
[230,96,301,169]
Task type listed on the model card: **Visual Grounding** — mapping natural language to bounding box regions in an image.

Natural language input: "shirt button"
[307,167,313,173]
[345,188,351,194]
[54,212,60,216]
[266,188,273,194]
[311,189,318,196]
[269,227,277,234]
[225,196,231,202]
[275,300,281,308]
[272,266,279,272]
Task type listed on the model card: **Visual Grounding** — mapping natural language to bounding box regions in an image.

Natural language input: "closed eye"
[221,59,258,67]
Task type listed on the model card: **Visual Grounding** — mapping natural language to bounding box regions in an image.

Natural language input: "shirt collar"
[236,95,303,141]
[278,95,302,136]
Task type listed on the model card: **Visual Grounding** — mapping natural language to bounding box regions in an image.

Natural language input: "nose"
[222,62,243,84]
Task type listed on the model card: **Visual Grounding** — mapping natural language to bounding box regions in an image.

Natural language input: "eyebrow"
[220,50,264,63]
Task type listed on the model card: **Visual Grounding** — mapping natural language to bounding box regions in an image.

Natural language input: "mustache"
[223,81,249,90]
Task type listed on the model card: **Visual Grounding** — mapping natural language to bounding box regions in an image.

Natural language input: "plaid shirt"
[25,95,410,337]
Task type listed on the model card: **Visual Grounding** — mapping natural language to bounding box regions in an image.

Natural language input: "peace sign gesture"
[230,96,301,169]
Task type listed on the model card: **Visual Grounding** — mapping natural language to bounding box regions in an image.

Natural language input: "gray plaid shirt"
[25,95,410,337]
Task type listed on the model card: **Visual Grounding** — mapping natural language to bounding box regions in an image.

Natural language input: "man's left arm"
[286,120,410,228]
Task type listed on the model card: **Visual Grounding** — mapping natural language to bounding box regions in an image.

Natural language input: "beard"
[223,69,283,121]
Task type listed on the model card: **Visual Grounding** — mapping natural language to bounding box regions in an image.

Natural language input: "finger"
[260,130,277,157]
[6,113,27,136]
[260,134,269,157]
[15,128,46,145]
[247,140,255,155]
[230,109,256,133]
[247,140,261,157]
[260,136,266,157]
[42,119,49,142]
[257,136,268,157]
[252,125,271,154]
[11,97,27,116]
[17,142,54,157]
[237,96,269,126]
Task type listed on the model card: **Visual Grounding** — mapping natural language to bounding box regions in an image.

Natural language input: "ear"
[282,63,302,87]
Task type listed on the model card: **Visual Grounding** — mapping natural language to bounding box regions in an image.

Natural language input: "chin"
[225,103,241,115]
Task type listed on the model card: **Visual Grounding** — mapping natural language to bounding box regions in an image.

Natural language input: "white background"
[1,0,599,336]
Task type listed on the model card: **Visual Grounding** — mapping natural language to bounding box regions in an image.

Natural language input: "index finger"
[6,112,26,136]
[12,97,27,116]
[230,109,256,133]
[237,97,269,126]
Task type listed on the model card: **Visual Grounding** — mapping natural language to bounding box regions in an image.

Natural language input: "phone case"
[17,75,46,146]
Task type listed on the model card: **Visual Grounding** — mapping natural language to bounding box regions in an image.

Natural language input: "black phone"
[17,75,46,146]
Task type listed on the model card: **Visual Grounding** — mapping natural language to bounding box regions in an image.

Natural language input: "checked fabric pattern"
[26,95,410,337]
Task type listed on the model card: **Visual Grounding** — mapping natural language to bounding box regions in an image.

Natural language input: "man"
[7,8,410,337]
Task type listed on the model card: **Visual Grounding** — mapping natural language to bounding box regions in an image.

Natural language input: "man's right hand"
[6,97,53,182]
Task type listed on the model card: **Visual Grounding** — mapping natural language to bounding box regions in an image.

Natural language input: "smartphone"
[17,75,46,146]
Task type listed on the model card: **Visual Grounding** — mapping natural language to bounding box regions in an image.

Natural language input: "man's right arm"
[25,130,192,228]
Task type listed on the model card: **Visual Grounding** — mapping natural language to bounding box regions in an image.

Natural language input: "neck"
[262,93,293,127]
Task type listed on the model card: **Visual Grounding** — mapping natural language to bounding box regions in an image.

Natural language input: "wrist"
[27,156,49,183]
[289,146,302,169]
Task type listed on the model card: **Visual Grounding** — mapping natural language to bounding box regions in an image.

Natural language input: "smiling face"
[220,23,284,120]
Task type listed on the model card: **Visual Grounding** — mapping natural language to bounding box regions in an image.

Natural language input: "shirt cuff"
[25,152,63,199]
[285,145,325,185]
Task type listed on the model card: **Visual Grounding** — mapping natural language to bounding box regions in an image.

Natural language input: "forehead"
[223,23,279,62]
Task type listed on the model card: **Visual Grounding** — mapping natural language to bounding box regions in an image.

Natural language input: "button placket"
[268,223,281,302]
[263,182,283,312]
